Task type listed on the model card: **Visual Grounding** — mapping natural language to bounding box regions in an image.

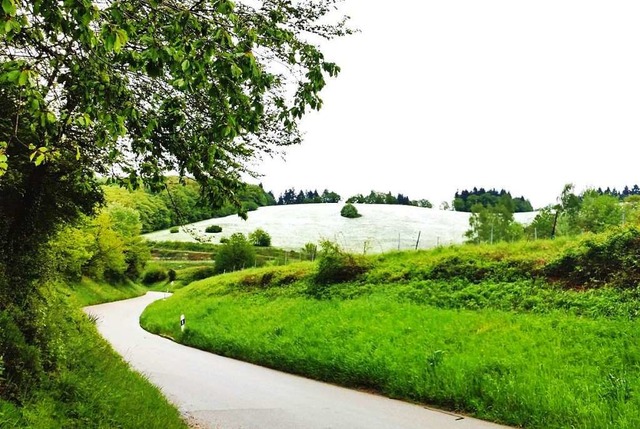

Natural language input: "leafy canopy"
[0,0,351,208]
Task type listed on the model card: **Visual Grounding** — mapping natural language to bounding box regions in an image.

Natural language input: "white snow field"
[143,204,538,254]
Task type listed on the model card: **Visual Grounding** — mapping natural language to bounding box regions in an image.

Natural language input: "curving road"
[85,292,512,429]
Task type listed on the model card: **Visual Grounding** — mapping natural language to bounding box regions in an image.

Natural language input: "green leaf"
[181,59,190,72]
[34,154,45,166]
[114,29,128,52]
[4,70,20,83]
[46,112,56,123]
[2,0,16,16]
[231,64,242,78]
[18,70,28,86]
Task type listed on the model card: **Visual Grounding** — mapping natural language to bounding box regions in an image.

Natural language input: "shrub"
[309,241,369,297]
[205,225,222,233]
[167,269,177,282]
[544,226,640,289]
[302,242,318,261]
[249,228,271,247]
[0,311,43,399]
[169,227,179,233]
[177,266,216,284]
[142,267,168,284]
[214,233,256,273]
[341,203,361,218]
[219,237,229,244]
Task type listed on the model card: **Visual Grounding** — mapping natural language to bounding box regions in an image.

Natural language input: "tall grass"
[141,238,640,429]
[2,287,187,428]
[63,277,149,306]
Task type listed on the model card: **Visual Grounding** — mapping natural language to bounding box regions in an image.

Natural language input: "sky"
[252,0,640,209]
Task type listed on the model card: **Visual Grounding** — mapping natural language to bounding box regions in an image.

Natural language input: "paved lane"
[85,292,512,429]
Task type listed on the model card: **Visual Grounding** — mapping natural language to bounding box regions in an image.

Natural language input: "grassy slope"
[64,277,149,306]
[141,239,640,429]
[0,280,188,429]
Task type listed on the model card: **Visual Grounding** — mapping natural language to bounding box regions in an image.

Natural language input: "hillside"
[143,204,538,252]
[141,228,640,429]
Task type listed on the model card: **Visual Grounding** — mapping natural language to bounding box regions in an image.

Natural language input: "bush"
[309,241,369,297]
[169,227,179,233]
[302,242,318,261]
[142,267,168,284]
[219,237,229,244]
[205,225,222,233]
[249,228,271,247]
[167,269,177,282]
[544,226,640,289]
[341,203,361,218]
[214,233,256,274]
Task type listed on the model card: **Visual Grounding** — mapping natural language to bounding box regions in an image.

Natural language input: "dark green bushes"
[249,228,271,247]
[545,227,640,289]
[309,242,369,297]
[340,203,361,218]
[205,225,222,233]
[425,255,536,283]
[142,267,168,284]
[169,227,179,233]
[0,311,42,400]
[214,233,256,274]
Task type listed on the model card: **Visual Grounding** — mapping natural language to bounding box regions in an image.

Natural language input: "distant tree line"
[466,183,640,244]
[594,185,640,199]
[454,188,533,213]
[277,188,341,205]
[346,190,432,208]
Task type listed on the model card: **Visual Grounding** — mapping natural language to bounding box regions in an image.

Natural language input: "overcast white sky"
[253,0,640,209]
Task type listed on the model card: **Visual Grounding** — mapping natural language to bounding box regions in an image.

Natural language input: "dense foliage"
[277,188,341,205]
[340,203,361,218]
[346,190,432,208]
[105,179,275,233]
[214,233,256,274]
[249,228,271,247]
[527,184,634,240]
[453,188,533,212]
[205,225,223,234]
[0,0,349,421]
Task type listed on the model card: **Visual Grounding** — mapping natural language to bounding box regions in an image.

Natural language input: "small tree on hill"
[249,228,271,247]
[341,203,361,218]
[214,233,255,274]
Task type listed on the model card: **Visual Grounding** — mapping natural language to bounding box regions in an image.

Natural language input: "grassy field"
[141,235,640,429]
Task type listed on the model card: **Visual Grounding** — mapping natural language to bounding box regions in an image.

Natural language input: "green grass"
[63,277,150,307]
[141,239,640,429]
[1,287,187,429]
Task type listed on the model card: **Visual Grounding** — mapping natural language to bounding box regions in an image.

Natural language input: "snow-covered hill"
[143,204,538,253]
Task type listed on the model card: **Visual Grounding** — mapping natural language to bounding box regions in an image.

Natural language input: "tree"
[249,228,271,247]
[341,203,361,218]
[214,233,255,273]
[577,190,622,233]
[0,0,350,397]
[0,2,349,290]
[465,203,524,244]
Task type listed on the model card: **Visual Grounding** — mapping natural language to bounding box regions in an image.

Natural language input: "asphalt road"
[85,292,512,429]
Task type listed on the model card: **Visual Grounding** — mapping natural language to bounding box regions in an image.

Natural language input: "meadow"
[141,232,640,429]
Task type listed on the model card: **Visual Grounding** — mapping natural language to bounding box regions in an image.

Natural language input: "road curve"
[85,292,512,429]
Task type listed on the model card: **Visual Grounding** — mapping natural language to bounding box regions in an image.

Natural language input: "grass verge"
[141,241,640,429]
[1,286,187,428]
